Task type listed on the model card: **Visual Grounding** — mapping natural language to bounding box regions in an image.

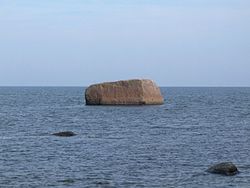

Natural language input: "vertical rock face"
[85,79,164,105]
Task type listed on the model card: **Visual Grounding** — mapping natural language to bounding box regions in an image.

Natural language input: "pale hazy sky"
[0,0,249,86]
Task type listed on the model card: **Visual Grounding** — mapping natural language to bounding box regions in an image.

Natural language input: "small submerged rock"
[52,131,76,137]
[206,162,239,176]
[58,178,75,184]
[95,180,114,187]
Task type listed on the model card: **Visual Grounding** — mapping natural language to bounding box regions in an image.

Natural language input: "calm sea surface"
[0,87,250,188]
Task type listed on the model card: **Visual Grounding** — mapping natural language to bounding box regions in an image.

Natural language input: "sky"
[0,0,249,86]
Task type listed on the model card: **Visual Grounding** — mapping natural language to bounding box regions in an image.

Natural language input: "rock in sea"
[85,79,164,105]
[206,162,239,176]
[52,131,76,137]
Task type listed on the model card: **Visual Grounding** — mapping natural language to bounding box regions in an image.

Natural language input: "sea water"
[0,87,250,187]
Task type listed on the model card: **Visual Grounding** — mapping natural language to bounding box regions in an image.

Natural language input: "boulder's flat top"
[85,79,164,105]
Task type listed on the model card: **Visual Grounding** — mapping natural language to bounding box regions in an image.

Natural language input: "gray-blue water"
[0,87,250,188]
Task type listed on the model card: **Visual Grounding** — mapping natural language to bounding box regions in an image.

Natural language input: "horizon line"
[0,85,250,88]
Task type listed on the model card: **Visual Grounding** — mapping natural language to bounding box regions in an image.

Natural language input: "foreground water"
[0,87,250,188]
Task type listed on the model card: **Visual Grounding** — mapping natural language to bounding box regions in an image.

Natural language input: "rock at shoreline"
[206,162,239,176]
[85,79,164,105]
[52,131,76,137]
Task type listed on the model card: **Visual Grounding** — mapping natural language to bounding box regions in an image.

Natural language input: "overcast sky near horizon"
[0,0,249,86]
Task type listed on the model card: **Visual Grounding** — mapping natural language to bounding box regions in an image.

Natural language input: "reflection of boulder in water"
[85,79,164,105]
[206,162,239,176]
[52,131,76,137]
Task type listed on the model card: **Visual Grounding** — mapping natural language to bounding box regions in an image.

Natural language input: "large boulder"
[85,79,164,105]
[206,162,239,176]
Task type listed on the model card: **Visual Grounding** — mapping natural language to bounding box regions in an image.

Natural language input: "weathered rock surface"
[85,79,164,105]
[52,131,76,137]
[206,162,239,176]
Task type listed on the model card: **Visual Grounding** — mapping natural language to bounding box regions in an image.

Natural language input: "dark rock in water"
[207,162,239,176]
[58,179,75,184]
[52,131,76,137]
